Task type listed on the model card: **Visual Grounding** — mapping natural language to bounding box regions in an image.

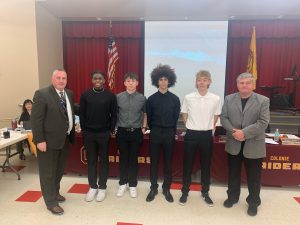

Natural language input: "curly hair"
[150,64,177,88]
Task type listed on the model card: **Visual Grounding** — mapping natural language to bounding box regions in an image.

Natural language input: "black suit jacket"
[31,85,75,149]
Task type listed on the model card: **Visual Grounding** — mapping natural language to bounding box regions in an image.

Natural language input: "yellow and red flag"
[246,26,257,89]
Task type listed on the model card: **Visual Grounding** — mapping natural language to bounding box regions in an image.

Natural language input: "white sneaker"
[116,184,127,197]
[129,187,137,198]
[85,188,98,202]
[96,189,106,202]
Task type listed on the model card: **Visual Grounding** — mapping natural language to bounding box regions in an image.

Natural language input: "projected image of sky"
[144,21,228,103]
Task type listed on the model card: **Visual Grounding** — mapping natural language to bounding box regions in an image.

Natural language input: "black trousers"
[181,129,213,194]
[149,127,175,190]
[227,142,263,207]
[116,128,143,187]
[83,131,110,189]
[16,140,30,154]
[37,139,69,208]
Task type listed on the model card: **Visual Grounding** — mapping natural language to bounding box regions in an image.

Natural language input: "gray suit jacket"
[220,92,270,158]
[31,85,75,149]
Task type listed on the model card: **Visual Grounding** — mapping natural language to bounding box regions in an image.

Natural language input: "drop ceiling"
[36,0,300,21]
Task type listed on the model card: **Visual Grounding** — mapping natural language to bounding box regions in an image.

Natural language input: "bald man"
[31,69,75,215]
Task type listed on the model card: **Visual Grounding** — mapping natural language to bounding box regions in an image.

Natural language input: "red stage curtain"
[226,20,300,107]
[63,21,144,103]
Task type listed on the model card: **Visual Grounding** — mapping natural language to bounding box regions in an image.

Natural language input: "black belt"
[118,127,141,132]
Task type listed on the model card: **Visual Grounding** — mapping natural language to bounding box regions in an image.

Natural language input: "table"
[65,134,300,186]
[0,130,28,180]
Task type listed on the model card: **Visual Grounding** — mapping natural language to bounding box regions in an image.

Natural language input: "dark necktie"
[59,91,68,119]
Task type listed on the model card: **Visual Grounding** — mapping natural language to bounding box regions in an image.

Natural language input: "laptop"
[23,121,32,130]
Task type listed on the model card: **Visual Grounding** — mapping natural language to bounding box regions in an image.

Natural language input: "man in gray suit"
[31,69,75,215]
[220,72,270,216]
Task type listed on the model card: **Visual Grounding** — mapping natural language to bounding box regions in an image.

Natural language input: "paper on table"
[265,133,300,139]
[265,138,279,144]
[284,134,300,139]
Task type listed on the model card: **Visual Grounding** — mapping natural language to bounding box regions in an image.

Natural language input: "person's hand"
[111,130,117,138]
[232,129,245,141]
[37,142,47,152]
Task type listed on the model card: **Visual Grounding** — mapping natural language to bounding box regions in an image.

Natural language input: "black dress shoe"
[223,198,238,208]
[146,189,158,202]
[162,189,174,203]
[19,153,26,160]
[247,205,258,216]
[47,205,64,215]
[57,194,66,202]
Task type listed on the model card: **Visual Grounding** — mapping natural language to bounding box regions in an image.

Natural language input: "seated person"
[17,99,33,160]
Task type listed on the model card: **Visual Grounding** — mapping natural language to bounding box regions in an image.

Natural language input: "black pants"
[181,129,213,194]
[227,142,263,207]
[116,128,143,187]
[83,131,110,189]
[16,140,30,154]
[37,139,69,208]
[149,127,175,190]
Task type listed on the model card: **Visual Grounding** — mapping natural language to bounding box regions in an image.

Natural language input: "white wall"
[0,0,39,127]
[0,1,64,127]
[35,3,63,88]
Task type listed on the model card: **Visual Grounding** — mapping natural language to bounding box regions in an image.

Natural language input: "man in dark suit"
[220,72,270,216]
[31,69,75,215]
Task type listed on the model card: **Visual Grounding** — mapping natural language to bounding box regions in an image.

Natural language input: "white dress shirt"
[181,91,221,131]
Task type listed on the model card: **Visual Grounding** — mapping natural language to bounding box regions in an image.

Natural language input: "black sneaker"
[201,193,214,207]
[179,193,188,206]
[247,205,258,216]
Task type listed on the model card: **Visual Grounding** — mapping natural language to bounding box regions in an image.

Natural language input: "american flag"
[107,34,119,91]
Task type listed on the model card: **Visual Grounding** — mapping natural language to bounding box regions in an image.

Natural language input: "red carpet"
[3,165,25,172]
[117,223,143,225]
[171,182,202,191]
[293,197,300,204]
[68,183,89,194]
[15,191,42,202]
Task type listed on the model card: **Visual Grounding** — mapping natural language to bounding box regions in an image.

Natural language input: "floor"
[1,149,300,225]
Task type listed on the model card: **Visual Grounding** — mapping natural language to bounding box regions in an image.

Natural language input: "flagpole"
[109,20,112,35]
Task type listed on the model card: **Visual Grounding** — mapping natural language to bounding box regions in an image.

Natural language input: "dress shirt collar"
[55,88,65,96]
[125,90,138,96]
[195,91,211,98]
[157,90,169,95]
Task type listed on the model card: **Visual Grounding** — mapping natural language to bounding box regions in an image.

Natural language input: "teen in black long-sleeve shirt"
[79,71,117,202]
[80,89,117,132]
[145,64,180,203]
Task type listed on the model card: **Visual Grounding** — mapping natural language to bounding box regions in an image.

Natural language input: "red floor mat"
[293,197,300,204]
[15,191,42,202]
[2,165,25,172]
[117,223,143,225]
[171,182,202,191]
[68,183,89,194]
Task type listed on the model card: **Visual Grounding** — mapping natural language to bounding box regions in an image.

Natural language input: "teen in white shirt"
[179,70,221,207]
